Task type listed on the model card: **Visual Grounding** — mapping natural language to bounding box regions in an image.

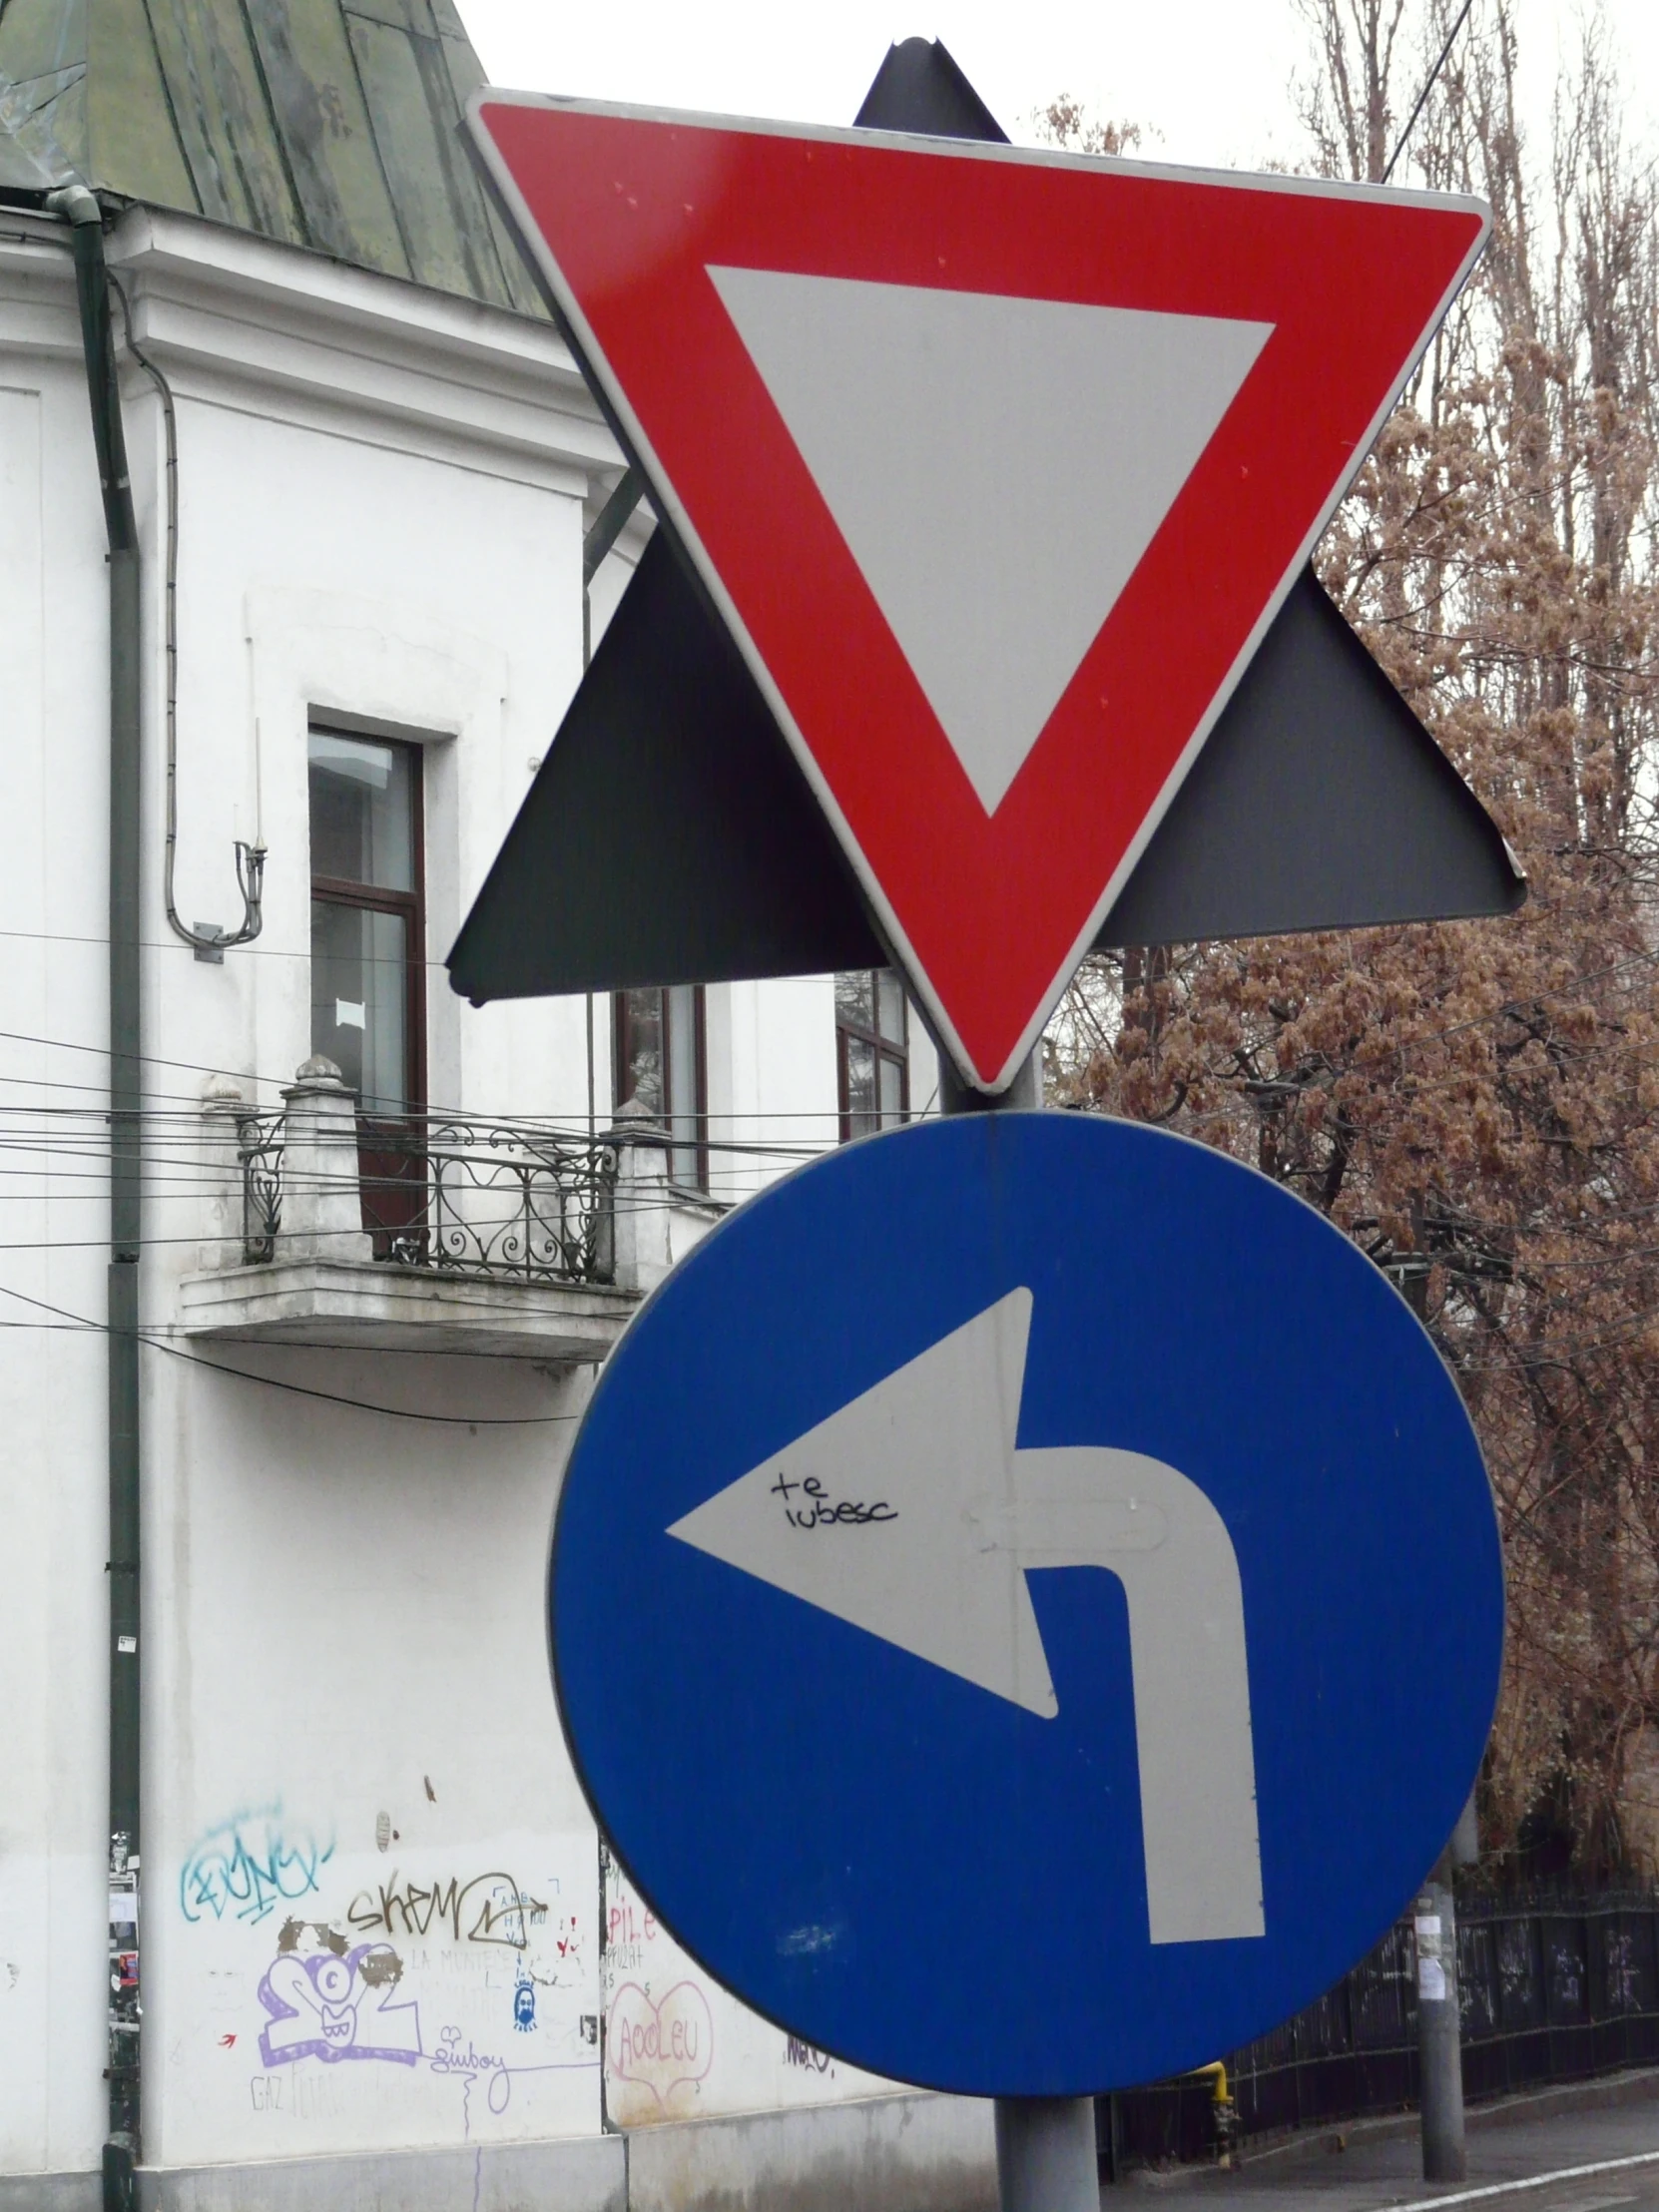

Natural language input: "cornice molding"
[0,202,618,489]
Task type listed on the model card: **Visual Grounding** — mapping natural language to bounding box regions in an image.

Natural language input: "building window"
[615,985,707,1191]
[310,729,425,1255]
[309,729,424,1112]
[836,970,908,1142]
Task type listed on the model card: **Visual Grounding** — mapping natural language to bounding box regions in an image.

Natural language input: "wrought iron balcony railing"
[236,1110,620,1287]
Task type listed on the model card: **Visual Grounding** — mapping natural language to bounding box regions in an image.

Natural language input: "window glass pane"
[875,970,906,1045]
[308,733,414,891]
[843,1033,878,1141]
[311,900,408,1114]
[834,971,874,1030]
[621,988,664,1118]
[878,1052,904,1124]
[666,983,700,1186]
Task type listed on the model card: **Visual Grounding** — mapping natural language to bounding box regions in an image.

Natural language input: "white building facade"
[0,24,987,2207]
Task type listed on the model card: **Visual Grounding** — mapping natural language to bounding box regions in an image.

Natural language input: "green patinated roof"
[0,0,547,315]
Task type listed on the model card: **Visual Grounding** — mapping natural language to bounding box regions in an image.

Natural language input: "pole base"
[102,2137,136,2212]
[995,2096,1099,2212]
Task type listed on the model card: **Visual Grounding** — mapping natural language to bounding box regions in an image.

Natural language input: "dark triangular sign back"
[446,529,1521,1003]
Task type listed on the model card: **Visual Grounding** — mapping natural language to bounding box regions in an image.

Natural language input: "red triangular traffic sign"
[471,96,1487,1091]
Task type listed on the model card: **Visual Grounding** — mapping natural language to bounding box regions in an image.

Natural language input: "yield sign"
[470,95,1487,1091]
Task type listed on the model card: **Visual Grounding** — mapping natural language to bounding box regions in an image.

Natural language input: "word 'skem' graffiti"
[347,1870,547,1950]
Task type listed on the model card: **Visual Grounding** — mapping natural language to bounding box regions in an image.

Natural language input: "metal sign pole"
[995,2096,1102,2212]
[1416,1791,1477,2178]
[1414,1854,1466,2179]
[939,1050,1101,2212]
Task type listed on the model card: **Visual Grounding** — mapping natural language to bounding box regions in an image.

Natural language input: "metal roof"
[0,0,546,315]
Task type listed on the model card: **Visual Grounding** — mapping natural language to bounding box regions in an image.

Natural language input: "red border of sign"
[470,94,1488,1091]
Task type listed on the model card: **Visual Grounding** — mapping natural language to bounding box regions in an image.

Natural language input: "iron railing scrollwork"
[235,1110,619,1287]
[238,1111,283,1265]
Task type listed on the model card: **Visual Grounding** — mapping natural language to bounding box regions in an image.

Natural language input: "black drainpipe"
[48,183,143,2212]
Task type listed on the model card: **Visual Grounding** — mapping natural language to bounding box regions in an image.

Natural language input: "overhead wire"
[1381,0,1479,186]
[0,933,1649,1119]
[0,1024,875,1129]
[0,938,1657,1367]
[0,1281,585,1422]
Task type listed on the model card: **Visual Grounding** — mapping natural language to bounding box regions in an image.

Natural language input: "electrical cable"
[1382,0,1480,185]
[0,1019,893,1130]
[0,1280,583,1423]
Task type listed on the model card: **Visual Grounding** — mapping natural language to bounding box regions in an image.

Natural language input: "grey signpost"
[942,1049,1101,2209]
[1416,1791,1479,2180]
[1415,1858,1466,2180]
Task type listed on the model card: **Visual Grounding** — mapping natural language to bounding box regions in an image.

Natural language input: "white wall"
[0,203,929,2188]
[0,258,136,2181]
[142,1349,605,2166]
[114,216,618,2170]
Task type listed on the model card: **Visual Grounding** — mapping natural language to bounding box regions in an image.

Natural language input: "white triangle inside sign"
[708,267,1275,816]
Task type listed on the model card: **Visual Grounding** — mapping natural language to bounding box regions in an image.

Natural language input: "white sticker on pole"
[1415,1913,1446,1999]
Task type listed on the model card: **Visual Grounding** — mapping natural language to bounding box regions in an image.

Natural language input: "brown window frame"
[308,729,427,1114]
[308,727,427,1258]
[613,984,709,1192]
[835,970,909,1145]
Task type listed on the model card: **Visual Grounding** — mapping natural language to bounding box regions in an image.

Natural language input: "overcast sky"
[461,0,1659,179]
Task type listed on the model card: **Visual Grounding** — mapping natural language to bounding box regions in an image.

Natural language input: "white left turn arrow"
[667,1288,1265,1945]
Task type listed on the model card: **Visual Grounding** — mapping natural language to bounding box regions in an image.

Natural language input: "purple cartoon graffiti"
[257,1937,421,2066]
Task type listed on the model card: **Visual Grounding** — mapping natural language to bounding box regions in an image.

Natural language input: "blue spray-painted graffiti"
[257,1940,421,2066]
[180,1808,333,1927]
[513,1968,536,2032]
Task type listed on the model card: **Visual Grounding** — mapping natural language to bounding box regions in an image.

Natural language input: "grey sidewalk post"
[938,1040,1101,2212]
[996,2097,1102,2212]
[1416,1792,1477,2182]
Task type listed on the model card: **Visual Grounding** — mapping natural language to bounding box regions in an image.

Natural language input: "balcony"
[177,1061,718,1359]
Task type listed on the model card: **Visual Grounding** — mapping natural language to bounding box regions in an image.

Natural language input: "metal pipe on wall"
[48,182,144,2212]
[106,278,265,960]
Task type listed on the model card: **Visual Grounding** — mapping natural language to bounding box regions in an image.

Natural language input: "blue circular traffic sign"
[552,1113,1502,2095]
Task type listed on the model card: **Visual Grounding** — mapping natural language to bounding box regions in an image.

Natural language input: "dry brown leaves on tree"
[1047,0,1659,1878]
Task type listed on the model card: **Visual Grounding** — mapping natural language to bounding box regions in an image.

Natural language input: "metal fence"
[237,1110,619,1286]
[1107,1891,1659,2172]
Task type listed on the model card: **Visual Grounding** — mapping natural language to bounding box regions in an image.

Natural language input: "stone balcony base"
[178,1259,639,1361]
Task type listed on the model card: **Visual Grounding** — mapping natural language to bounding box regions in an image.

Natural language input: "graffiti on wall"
[180,1807,333,1928]
[257,1927,421,2066]
[607,1979,715,2112]
[178,1815,888,2155]
[345,1869,548,1950]
[598,1846,891,2126]
[785,2037,833,2073]
[175,1820,604,2159]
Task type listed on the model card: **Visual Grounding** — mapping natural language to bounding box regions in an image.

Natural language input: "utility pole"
[1415,1790,1477,2180]
[940,1045,1101,2212]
